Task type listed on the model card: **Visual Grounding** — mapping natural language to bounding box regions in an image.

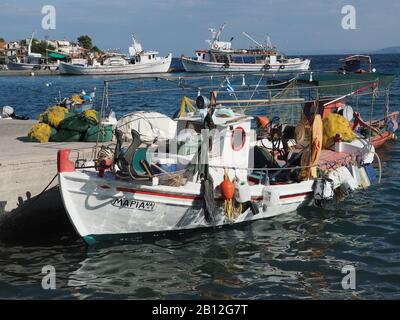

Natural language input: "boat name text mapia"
[111,198,156,211]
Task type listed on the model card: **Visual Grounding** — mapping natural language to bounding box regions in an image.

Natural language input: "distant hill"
[373,47,400,54]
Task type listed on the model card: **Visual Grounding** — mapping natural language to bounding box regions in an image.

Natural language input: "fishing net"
[174,96,197,118]
[322,113,356,149]
[59,110,98,133]
[50,129,81,142]
[264,80,303,126]
[70,94,84,104]
[83,124,113,142]
[38,106,68,128]
[28,123,55,143]
[83,109,99,124]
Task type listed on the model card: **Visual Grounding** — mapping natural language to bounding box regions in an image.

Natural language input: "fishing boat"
[337,55,374,74]
[298,72,398,149]
[59,36,172,75]
[57,73,387,244]
[7,32,59,71]
[182,25,311,73]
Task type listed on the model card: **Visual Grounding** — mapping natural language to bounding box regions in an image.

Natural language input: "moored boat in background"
[59,36,172,75]
[182,25,311,73]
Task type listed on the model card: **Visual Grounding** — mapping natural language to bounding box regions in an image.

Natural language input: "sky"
[0,0,399,56]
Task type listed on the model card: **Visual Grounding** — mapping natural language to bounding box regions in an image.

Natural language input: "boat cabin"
[338,55,373,73]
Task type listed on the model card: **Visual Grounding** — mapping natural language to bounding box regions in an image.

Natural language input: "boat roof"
[298,72,395,88]
[340,55,372,62]
[298,72,396,96]
[141,51,159,55]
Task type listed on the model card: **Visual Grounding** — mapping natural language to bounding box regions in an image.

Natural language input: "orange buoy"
[256,116,270,129]
[220,173,235,200]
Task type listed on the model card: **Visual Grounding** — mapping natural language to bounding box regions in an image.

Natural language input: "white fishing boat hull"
[182,57,311,73]
[59,169,316,244]
[59,54,172,75]
[7,61,59,71]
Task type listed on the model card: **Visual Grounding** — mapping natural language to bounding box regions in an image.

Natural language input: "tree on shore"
[78,35,103,54]
[31,40,55,55]
[78,35,93,50]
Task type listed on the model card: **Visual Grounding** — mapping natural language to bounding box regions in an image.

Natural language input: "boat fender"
[386,117,398,134]
[234,180,251,203]
[280,65,285,70]
[337,166,358,192]
[262,186,280,208]
[364,164,377,184]
[351,165,363,188]
[358,166,371,189]
[327,170,341,189]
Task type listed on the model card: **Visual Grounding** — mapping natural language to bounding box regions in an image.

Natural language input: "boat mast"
[28,31,35,56]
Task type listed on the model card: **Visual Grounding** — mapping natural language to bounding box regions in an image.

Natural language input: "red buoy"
[220,174,235,200]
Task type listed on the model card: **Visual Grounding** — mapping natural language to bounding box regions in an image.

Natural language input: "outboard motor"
[314,178,334,208]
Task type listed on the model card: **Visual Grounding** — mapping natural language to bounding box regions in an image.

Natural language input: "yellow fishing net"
[39,106,68,128]
[70,94,84,103]
[322,113,356,149]
[28,123,52,143]
[176,96,197,118]
[83,109,98,123]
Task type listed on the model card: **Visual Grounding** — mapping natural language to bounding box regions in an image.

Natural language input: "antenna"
[209,23,226,42]
[242,32,264,48]
[266,34,273,48]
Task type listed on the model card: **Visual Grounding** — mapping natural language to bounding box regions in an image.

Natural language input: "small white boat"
[58,78,379,244]
[182,25,311,73]
[59,36,172,75]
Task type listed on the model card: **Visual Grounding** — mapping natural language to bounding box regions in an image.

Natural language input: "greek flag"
[226,79,235,95]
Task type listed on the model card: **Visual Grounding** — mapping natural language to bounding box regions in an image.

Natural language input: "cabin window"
[148,55,151,60]
[203,54,206,59]
[231,127,246,151]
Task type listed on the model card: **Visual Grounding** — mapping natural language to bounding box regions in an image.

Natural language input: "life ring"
[231,127,246,151]
[279,65,286,70]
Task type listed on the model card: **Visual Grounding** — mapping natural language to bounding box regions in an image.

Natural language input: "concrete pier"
[0,119,101,241]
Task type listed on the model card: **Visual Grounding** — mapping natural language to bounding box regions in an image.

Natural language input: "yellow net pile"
[83,109,98,123]
[28,123,53,143]
[38,106,68,128]
[322,113,356,149]
[70,94,84,104]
